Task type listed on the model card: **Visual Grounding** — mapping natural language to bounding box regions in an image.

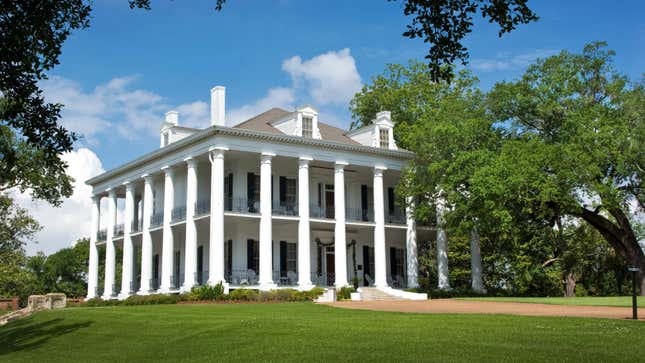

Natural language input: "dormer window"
[302,117,313,138]
[379,128,389,148]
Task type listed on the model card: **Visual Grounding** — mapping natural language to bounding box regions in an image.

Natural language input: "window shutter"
[361,185,368,221]
[247,173,254,200]
[362,245,370,286]
[280,241,287,277]
[390,247,396,281]
[388,187,395,214]
[247,239,254,271]
[279,176,287,205]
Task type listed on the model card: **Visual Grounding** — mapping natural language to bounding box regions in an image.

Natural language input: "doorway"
[326,252,335,286]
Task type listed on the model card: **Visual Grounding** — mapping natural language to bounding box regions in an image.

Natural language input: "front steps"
[358,288,408,301]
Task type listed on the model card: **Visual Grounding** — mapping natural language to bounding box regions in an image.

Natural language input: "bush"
[122,294,181,305]
[337,286,355,300]
[190,283,225,301]
[228,288,259,301]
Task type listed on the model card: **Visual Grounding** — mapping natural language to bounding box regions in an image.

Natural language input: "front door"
[326,253,335,286]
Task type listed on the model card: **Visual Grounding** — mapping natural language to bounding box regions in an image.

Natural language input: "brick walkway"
[326,299,644,320]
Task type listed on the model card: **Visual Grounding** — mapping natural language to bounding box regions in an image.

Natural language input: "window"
[279,177,297,210]
[388,187,395,214]
[302,117,313,138]
[379,128,389,148]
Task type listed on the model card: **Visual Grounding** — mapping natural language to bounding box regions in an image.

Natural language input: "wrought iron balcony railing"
[114,224,124,237]
[171,206,186,223]
[131,219,143,233]
[97,229,107,241]
[272,201,298,216]
[310,204,334,219]
[345,207,374,222]
[150,213,163,228]
[385,210,406,224]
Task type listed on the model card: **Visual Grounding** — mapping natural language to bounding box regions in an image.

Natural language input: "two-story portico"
[85,86,434,300]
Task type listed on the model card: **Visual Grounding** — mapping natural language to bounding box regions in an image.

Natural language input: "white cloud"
[282,48,362,106]
[470,49,557,72]
[41,76,206,143]
[13,148,105,256]
[227,87,295,125]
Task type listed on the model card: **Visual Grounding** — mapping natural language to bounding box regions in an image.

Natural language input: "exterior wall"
[348,127,374,147]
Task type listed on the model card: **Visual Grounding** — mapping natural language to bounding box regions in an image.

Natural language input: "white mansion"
[85,86,438,300]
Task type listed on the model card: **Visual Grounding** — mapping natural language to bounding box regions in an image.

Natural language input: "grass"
[456,296,643,308]
[0,303,643,362]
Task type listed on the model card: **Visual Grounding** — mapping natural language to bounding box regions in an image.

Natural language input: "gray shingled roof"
[233,108,360,145]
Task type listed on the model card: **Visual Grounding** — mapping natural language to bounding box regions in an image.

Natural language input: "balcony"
[97,229,107,241]
[150,213,163,228]
[346,207,374,222]
[310,203,334,219]
[227,197,260,214]
[272,200,298,216]
[386,210,406,224]
[195,199,210,216]
[114,224,124,237]
[171,206,186,223]
[131,219,142,233]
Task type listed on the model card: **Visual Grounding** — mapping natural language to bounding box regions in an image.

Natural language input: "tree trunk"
[564,272,576,297]
[575,206,645,296]
[470,227,485,293]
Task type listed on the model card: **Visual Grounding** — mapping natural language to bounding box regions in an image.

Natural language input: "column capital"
[107,188,116,198]
[141,173,153,182]
[161,165,174,176]
[374,165,387,176]
[91,194,101,203]
[123,180,135,191]
[334,161,348,171]
[186,159,198,169]
[208,146,228,162]
[261,152,275,163]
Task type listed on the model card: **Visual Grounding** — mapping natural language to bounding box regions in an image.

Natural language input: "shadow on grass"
[0,316,92,355]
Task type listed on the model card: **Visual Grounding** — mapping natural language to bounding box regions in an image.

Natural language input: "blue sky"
[20,0,645,254]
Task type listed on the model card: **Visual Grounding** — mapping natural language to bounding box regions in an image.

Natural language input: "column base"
[136,288,152,296]
[84,294,97,301]
[180,283,196,293]
[101,294,116,300]
[297,283,315,291]
[117,292,133,300]
[334,281,350,289]
[258,282,277,291]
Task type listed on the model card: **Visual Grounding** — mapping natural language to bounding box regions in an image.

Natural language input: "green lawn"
[456,296,643,308]
[1,303,643,362]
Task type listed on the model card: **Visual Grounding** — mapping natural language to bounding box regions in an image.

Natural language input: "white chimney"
[210,86,226,126]
[165,110,179,125]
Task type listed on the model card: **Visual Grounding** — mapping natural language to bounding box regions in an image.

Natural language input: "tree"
[392,0,538,82]
[0,1,90,205]
[0,194,41,303]
[351,43,645,295]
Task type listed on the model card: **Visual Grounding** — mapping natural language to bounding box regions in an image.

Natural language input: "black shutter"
[247,173,255,212]
[226,240,233,279]
[279,176,287,205]
[317,183,322,207]
[388,188,395,214]
[361,185,368,221]
[247,239,254,271]
[197,246,203,284]
[390,247,396,281]
[280,241,287,277]
[362,245,369,286]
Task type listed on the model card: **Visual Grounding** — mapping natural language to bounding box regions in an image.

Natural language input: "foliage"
[392,0,538,82]
[350,43,645,295]
[0,1,90,204]
[337,286,356,300]
[83,294,182,307]
[189,283,225,301]
[0,195,41,304]
[228,288,260,301]
[2,304,644,362]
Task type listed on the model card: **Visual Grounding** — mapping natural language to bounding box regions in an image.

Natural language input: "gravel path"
[326,299,644,320]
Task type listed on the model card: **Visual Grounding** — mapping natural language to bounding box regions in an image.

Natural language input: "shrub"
[337,286,356,300]
[122,294,180,305]
[305,287,326,300]
[229,288,259,301]
[191,283,225,301]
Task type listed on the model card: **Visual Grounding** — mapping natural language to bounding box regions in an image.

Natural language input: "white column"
[258,152,276,290]
[436,197,451,290]
[138,175,154,294]
[373,166,388,288]
[297,157,313,289]
[405,196,419,288]
[119,182,135,299]
[160,166,175,292]
[470,225,484,292]
[182,157,198,292]
[334,161,349,287]
[86,195,100,299]
[102,189,117,299]
[208,147,228,287]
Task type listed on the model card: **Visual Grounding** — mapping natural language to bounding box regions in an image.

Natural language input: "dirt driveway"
[326,299,644,320]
